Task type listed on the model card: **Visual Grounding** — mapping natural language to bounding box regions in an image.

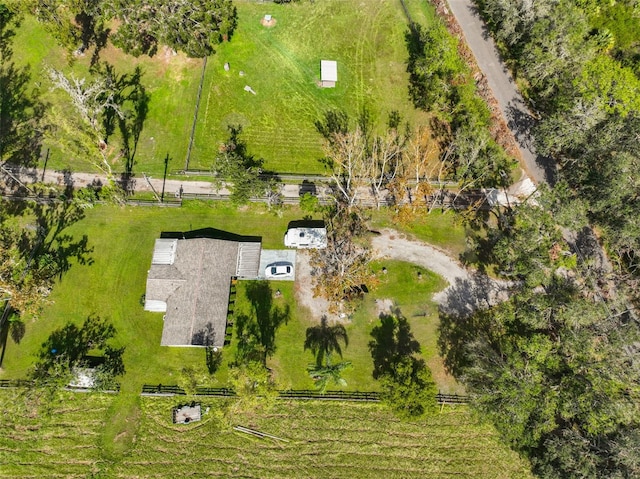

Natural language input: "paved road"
[445,0,557,185]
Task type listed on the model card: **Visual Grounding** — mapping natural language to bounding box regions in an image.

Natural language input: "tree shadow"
[438,273,510,317]
[404,24,429,111]
[191,322,215,346]
[0,11,45,169]
[9,318,25,344]
[505,103,558,185]
[235,281,289,365]
[304,315,348,367]
[437,275,507,378]
[33,315,124,385]
[205,346,223,374]
[98,64,150,193]
[29,200,94,280]
[0,317,9,367]
[368,308,420,379]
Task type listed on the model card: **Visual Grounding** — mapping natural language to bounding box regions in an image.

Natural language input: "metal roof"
[321,60,338,82]
[151,239,177,265]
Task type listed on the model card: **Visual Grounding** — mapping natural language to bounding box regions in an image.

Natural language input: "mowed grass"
[0,389,535,478]
[1,204,466,395]
[0,201,316,395]
[240,260,456,393]
[11,0,433,176]
[190,0,431,173]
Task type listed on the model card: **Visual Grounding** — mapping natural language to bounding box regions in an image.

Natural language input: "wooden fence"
[141,384,469,404]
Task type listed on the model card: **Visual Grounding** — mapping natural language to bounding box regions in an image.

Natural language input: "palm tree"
[304,315,348,366]
[306,354,351,394]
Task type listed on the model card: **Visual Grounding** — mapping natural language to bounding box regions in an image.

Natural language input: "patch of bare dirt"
[374,298,394,317]
[294,251,340,323]
[260,18,277,28]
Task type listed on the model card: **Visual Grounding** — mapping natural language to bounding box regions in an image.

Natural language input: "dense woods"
[438,0,640,477]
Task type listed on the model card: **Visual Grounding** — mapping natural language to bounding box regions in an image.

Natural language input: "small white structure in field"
[284,227,327,249]
[320,60,338,88]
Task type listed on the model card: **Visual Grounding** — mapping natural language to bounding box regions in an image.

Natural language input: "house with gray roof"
[144,229,261,348]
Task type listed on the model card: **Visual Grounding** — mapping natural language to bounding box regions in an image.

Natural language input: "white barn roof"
[321,60,338,82]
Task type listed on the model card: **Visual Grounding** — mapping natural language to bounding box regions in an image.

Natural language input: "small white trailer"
[284,227,327,249]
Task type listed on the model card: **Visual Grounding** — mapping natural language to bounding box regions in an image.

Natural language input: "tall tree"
[24,0,108,57]
[306,355,351,394]
[212,125,276,205]
[309,204,376,314]
[106,0,237,58]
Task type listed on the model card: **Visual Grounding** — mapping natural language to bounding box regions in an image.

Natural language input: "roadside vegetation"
[435,1,640,476]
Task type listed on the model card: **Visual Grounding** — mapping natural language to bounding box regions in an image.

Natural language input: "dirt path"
[371,229,511,315]
[295,229,510,321]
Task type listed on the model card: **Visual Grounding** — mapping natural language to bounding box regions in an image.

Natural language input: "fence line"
[0,379,468,405]
[140,384,469,404]
[184,57,208,171]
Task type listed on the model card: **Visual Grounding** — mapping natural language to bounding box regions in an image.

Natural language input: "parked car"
[265,261,293,278]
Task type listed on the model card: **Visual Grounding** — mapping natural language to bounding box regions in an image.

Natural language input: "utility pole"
[161,154,170,202]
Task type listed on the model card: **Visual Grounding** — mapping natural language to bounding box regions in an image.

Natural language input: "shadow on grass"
[235,281,289,365]
[304,315,348,367]
[0,9,45,170]
[33,315,125,387]
[368,308,420,379]
[161,227,261,243]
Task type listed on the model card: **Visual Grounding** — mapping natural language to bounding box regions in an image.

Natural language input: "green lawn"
[11,0,434,176]
[0,389,535,478]
[1,203,464,394]
[0,201,315,394]
[231,259,457,394]
[370,208,468,257]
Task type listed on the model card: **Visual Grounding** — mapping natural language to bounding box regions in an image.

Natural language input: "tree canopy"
[22,0,237,58]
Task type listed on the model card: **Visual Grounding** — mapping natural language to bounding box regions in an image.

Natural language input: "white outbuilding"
[320,60,338,88]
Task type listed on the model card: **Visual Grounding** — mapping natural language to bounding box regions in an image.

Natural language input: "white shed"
[320,60,338,88]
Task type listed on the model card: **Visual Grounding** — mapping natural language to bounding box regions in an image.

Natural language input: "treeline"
[440,195,640,478]
[6,0,237,59]
[405,18,514,189]
[475,0,640,299]
[435,0,640,477]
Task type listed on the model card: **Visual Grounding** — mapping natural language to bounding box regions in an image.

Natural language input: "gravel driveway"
[371,229,511,315]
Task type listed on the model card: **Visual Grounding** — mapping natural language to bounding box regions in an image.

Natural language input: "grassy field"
[11,0,433,176]
[0,202,317,392]
[0,203,465,393]
[0,389,535,478]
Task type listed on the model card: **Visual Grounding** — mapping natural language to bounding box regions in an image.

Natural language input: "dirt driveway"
[294,229,511,321]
